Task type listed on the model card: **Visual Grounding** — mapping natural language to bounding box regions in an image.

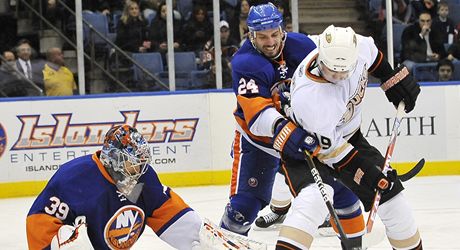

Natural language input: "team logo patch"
[248,177,258,187]
[0,123,6,159]
[326,33,332,43]
[104,205,145,249]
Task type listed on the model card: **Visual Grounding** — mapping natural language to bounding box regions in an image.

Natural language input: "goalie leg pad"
[220,193,262,235]
[378,193,421,249]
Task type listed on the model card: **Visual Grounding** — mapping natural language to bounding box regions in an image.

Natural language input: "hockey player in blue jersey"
[219,3,366,248]
[26,124,203,249]
[27,124,269,249]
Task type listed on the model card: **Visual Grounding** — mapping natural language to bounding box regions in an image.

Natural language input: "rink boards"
[0,82,459,198]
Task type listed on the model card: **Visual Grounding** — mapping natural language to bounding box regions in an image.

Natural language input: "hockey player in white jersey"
[272,25,422,249]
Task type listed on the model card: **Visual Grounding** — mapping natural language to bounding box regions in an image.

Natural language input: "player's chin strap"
[51,216,94,250]
[197,218,267,250]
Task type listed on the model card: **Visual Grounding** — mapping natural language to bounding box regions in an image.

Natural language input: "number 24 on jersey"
[238,78,259,94]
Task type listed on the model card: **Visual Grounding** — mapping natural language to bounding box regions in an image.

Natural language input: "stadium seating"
[446,0,460,25]
[453,61,460,81]
[191,70,210,89]
[82,12,110,47]
[381,23,408,63]
[177,0,193,21]
[132,52,164,89]
[412,62,438,82]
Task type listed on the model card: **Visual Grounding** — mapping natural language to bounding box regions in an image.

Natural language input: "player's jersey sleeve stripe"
[147,189,192,235]
[234,116,272,145]
[92,152,115,184]
[236,95,273,127]
[368,50,384,74]
[26,213,63,249]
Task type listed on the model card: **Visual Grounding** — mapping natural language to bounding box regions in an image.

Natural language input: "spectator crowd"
[1,0,459,97]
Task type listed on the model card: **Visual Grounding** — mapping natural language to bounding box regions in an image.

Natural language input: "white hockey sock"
[378,193,421,249]
[270,172,293,208]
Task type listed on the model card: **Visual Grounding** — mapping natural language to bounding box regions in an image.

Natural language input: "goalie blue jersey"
[231,32,317,149]
[26,152,193,249]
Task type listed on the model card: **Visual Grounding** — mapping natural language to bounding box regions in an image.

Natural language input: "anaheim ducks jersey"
[26,151,198,249]
[290,35,381,166]
[231,32,317,154]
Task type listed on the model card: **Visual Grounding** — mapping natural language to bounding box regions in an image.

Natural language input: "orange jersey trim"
[92,151,116,184]
[237,95,273,125]
[230,131,242,196]
[305,54,329,83]
[146,189,190,233]
[280,163,298,197]
[337,150,359,171]
[26,213,63,249]
[368,50,384,74]
[234,116,272,144]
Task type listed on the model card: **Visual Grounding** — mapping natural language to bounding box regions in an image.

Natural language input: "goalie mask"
[100,125,152,197]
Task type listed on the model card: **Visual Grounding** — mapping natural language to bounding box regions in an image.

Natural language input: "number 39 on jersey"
[238,78,259,95]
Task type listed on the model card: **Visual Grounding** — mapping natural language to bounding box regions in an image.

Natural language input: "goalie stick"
[366,101,405,233]
[200,218,267,250]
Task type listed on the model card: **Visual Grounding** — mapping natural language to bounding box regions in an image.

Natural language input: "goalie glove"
[380,64,420,113]
[51,216,93,250]
[272,119,319,160]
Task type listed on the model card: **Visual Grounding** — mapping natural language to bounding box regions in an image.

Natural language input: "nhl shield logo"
[104,205,145,249]
[0,123,6,159]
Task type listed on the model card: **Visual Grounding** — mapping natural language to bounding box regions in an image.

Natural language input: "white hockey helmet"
[317,25,358,72]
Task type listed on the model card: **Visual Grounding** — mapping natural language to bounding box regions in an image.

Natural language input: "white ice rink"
[3,176,460,249]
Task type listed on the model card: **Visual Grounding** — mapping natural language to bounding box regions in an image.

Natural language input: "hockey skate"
[253,212,286,230]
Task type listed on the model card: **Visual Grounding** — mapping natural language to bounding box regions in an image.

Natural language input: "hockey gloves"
[272,119,319,160]
[334,149,396,193]
[278,82,294,118]
[380,65,420,113]
[51,216,93,250]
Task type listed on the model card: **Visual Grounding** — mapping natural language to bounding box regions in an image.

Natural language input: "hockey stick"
[398,158,425,182]
[200,218,267,250]
[366,101,405,233]
[304,150,351,248]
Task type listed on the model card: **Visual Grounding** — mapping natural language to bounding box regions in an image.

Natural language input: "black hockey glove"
[371,168,397,192]
[333,149,396,192]
[380,65,420,113]
[272,119,319,160]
